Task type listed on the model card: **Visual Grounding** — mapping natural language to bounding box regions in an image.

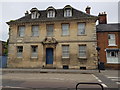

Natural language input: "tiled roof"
[96,23,120,32]
[7,6,98,25]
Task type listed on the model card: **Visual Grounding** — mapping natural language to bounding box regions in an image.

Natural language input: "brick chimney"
[98,12,107,24]
[85,6,91,14]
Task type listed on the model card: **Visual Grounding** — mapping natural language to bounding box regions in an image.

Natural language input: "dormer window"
[47,10,55,18]
[30,7,40,19]
[64,9,72,17]
[46,6,55,18]
[31,12,40,19]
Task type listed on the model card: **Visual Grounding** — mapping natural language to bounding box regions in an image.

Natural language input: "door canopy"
[42,37,58,45]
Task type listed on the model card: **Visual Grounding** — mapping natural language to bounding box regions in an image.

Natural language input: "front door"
[46,48,53,64]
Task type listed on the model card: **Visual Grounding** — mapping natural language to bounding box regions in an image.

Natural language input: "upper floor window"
[47,10,55,18]
[64,9,72,17]
[62,24,69,36]
[108,34,116,46]
[32,25,39,37]
[78,23,85,35]
[79,45,87,58]
[62,45,69,58]
[18,26,25,37]
[17,46,23,57]
[30,8,40,19]
[46,24,54,36]
[31,45,38,58]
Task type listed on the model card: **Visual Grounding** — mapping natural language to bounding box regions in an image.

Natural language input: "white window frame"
[18,26,25,37]
[78,23,85,35]
[31,12,40,19]
[108,34,116,46]
[31,25,39,37]
[106,51,119,64]
[62,45,69,58]
[79,45,87,58]
[47,10,55,18]
[31,46,38,58]
[47,24,54,36]
[64,9,72,17]
[17,46,23,58]
[62,24,69,36]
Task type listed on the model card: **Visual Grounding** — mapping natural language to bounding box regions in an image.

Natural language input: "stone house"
[7,5,98,69]
[97,13,120,69]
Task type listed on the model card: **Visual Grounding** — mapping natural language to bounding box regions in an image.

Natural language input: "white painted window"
[17,46,23,57]
[32,25,39,36]
[31,46,38,57]
[18,26,25,37]
[62,45,69,58]
[31,12,40,19]
[64,9,72,17]
[47,25,54,36]
[78,23,85,35]
[47,10,55,18]
[62,24,69,35]
[79,45,87,58]
[106,51,119,63]
[108,34,116,46]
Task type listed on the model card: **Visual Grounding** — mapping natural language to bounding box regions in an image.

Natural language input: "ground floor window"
[106,51,119,63]
[79,45,87,58]
[17,46,23,57]
[62,45,69,58]
[31,45,38,58]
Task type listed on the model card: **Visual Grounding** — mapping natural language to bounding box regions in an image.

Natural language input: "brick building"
[97,13,120,69]
[7,5,98,69]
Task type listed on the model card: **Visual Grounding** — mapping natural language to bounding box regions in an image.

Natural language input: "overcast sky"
[0,0,119,41]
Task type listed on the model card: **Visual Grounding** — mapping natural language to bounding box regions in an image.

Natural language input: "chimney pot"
[98,12,107,24]
[85,6,91,14]
[25,11,29,16]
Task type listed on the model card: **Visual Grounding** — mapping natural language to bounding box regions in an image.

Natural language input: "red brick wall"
[97,32,120,69]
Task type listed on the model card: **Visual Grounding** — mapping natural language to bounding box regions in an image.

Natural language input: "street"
[1,69,120,90]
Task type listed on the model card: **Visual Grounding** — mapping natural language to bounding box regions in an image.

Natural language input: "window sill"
[108,44,117,46]
[61,35,70,36]
[62,57,70,60]
[31,57,38,59]
[17,57,23,58]
[78,57,87,60]
[77,34,87,36]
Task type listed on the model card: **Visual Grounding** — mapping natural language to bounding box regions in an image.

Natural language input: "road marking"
[108,77,120,78]
[101,83,108,88]
[116,82,120,84]
[92,74,108,88]
[92,74,102,82]
[3,86,27,89]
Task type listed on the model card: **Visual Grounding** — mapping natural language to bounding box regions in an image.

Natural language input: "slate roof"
[7,6,98,25]
[96,23,120,32]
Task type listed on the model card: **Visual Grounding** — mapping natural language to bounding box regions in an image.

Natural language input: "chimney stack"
[25,11,29,16]
[98,12,107,24]
[85,6,91,14]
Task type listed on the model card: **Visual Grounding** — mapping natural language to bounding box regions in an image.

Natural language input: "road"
[1,70,120,90]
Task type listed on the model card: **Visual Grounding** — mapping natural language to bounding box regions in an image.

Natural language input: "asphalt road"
[1,70,120,90]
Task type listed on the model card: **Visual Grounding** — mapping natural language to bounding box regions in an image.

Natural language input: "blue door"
[46,48,53,64]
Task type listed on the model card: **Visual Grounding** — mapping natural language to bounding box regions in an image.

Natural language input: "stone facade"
[7,5,98,69]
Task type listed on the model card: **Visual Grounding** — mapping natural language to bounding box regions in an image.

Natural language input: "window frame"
[78,45,87,58]
[47,10,55,18]
[18,26,25,37]
[31,25,39,37]
[62,45,69,58]
[31,45,38,58]
[108,34,116,46]
[46,24,54,37]
[61,23,69,36]
[64,9,72,17]
[77,23,86,35]
[17,46,23,58]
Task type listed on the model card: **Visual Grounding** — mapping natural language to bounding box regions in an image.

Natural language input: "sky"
[0,0,119,41]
